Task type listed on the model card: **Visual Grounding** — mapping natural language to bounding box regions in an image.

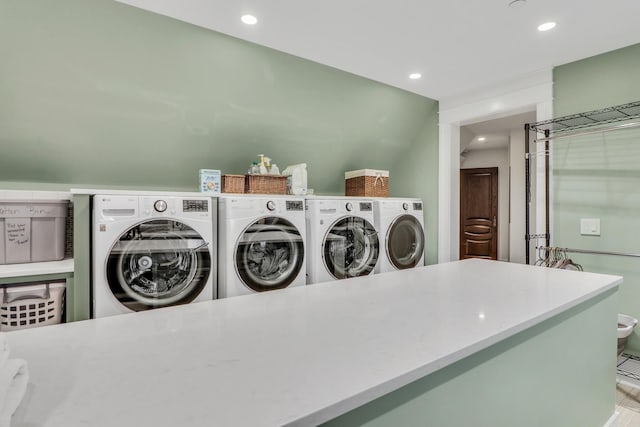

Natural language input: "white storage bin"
[0,282,65,331]
[0,200,68,264]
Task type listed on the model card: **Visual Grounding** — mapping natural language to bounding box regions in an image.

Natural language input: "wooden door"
[460,167,498,260]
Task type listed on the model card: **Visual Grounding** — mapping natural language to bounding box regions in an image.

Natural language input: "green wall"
[392,105,439,264]
[0,0,439,262]
[554,43,640,116]
[553,43,640,352]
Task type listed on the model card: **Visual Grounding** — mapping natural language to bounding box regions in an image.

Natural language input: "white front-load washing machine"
[218,195,306,298]
[373,198,425,273]
[306,197,380,284]
[92,195,216,318]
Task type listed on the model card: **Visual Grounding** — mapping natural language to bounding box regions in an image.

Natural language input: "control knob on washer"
[345,202,354,212]
[154,200,168,212]
[403,202,409,211]
[266,201,276,211]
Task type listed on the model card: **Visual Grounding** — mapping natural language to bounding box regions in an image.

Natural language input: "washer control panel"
[359,202,372,212]
[183,199,209,213]
[286,200,304,211]
[154,200,168,212]
[138,197,210,217]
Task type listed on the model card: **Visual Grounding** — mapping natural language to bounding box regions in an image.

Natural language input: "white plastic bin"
[0,200,68,264]
[0,282,65,331]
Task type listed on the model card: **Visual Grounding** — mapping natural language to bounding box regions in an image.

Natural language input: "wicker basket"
[345,169,389,197]
[245,175,287,195]
[222,174,245,193]
[0,282,65,331]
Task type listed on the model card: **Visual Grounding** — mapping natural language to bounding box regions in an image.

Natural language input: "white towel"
[0,359,28,427]
[0,334,9,368]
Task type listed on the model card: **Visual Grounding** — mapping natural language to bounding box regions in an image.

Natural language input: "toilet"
[618,313,638,356]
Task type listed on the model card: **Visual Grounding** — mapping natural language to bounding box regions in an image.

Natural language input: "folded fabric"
[0,359,29,427]
[0,334,9,369]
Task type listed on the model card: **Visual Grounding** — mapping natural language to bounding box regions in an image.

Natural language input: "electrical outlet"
[580,218,600,236]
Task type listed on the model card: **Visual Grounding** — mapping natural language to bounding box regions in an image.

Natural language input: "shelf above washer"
[0,258,74,279]
[70,188,209,197]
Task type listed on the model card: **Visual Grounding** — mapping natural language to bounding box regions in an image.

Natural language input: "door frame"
[459,167,498,260]
[438,70,554,263]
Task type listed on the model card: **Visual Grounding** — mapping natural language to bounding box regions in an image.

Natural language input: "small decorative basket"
[245,175,288,195]
[345,169,389,197]
[222,174,246,193]
[0,282,65,331]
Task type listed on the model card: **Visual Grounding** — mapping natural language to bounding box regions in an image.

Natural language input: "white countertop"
[74,189,304,199]
[0,259,74,279]
[8,259,621,426]
[0,190,72,202]
[70,188,213,197]
[0,188,418,201]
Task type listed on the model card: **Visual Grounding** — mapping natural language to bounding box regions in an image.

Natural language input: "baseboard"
[603,411,619,427]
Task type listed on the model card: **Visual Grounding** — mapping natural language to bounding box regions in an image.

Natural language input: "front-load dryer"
[218,195,306,298]
[92,195,216,318]
[373,198,425,273]
[306,198,380,284]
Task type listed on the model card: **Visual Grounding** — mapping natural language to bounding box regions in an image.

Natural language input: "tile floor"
[616,382,640,426]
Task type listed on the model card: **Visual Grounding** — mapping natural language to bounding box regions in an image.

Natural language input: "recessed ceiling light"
[409,73,422,80]
[478,137,486,142]
[241,14,258,25]
[537,21,556,32]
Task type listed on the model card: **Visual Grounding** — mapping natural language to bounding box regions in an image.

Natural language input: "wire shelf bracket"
[529,100,640,137]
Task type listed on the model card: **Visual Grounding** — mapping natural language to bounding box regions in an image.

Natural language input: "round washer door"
[106,219,211,312]
[323,216,379,279]
[386,215,424,269]
[235,217,305,292]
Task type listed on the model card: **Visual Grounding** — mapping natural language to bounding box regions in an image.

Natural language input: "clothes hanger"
[535,246,546,266]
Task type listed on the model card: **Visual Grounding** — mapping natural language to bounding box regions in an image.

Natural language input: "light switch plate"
[580,218,600,236]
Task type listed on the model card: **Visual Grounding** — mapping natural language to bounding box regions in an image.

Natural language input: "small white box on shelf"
[199,169,221,193]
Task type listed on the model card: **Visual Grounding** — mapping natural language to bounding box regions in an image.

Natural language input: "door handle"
[493,216,497,228]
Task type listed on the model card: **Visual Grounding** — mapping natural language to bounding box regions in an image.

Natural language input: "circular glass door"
[323,216,379,279]
[106,219,211,311]
[235,217,304,292]
[387,215,424,269]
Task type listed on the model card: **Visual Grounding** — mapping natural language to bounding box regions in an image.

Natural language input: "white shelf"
[618,353,640,388]
[70,188,210,197]
[0,190,72,201]
[0,258,74,279]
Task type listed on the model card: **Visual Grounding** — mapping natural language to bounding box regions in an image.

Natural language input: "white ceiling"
[116,0,640,101]
[461,111,536,152]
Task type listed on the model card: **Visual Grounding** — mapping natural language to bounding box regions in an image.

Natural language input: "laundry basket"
[345,169,389,197]
[245,175,287,194]
[223,174,246,193]
[0,282,65,331]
